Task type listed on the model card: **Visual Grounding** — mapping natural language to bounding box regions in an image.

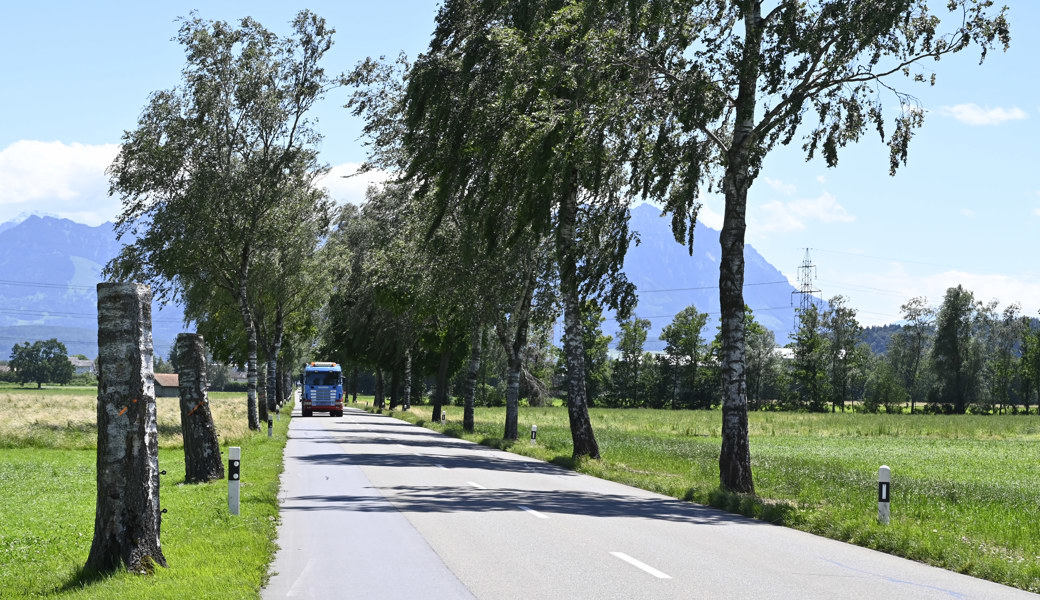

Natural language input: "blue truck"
[301,362,343,417]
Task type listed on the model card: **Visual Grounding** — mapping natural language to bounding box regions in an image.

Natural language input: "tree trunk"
[351,366,359,404]
[257,364,268,424]
[175,333,224,483]
[718,174,754,494]
[497,267,536,441]
[277,354,287,410]
[712,5,765,495]
[375,367,385,412]
[403,351,412,409]
[390,367,401,410]
[266,307,284,414]
[462,326,481,432]
[236,269,260,431]
[410,362,422,407]
[432,345,451,423]
[266,355,278,413]
[557,170,600,460]
[87,282,167,573]
[244,323,260,431]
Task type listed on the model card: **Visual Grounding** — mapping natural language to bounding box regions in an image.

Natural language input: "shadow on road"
[282,483,753,527]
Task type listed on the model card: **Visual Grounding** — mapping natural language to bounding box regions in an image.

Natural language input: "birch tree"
[107,11,340,430]
[624,0,1009,492]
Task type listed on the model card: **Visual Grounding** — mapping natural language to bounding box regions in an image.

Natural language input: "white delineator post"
[531,424,538,445]
[878,465,891,525]
[229,447,241,516]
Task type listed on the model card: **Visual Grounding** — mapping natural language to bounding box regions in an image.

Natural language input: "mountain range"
[616,203,798,350]
[0,215,184,358]
[0,206,800,360]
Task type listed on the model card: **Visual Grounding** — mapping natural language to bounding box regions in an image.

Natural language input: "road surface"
[263,407,1036,599]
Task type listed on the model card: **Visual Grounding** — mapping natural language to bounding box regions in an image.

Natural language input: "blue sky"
[1,1,1038,328]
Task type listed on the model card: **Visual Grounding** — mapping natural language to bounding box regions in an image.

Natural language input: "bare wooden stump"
[175,333,224,483]
[86,282,167,573]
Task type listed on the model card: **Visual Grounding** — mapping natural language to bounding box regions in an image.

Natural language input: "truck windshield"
[306,372,340,386]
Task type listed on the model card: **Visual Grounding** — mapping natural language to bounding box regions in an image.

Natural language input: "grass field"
[0,386,288,599]
[5,385,1040,596]
[388,403,1040,593]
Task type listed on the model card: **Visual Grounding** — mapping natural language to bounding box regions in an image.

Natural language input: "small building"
[154,373,180,398]
[70,358,95,375]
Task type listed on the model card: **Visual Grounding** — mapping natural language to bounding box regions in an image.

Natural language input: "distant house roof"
[154,373,179,388]
[70,358,95,373]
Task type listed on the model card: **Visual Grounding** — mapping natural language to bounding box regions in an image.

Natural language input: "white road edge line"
[517,505,549,519]
[435,464,448,470]
[610,552,672,579]
[468,482,486,489]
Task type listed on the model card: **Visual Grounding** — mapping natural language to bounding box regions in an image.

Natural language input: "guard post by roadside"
[229,447,241,516]
[878,465,891,525]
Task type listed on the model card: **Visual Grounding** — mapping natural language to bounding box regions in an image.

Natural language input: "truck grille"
[309,389,336,406]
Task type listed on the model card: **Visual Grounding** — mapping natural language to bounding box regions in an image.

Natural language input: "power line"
[812,248,961,271]
[631,305,794,321]
[639,280,790,294]
[0,278,96,291]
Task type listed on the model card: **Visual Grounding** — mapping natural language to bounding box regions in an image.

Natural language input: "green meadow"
[0,387,288,599]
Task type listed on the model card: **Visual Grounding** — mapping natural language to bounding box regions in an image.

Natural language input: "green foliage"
[660,304,709,409]
[931,285,986,414]
[824,295,863,411]
[8,339,74,388]
[790,304,830,411]
[611,317,651,407]
[566,301,612,407]
[863,357,908,414]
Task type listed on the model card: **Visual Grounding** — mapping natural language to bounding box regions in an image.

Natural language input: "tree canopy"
[106,10,340,429]
[9,339,74,388]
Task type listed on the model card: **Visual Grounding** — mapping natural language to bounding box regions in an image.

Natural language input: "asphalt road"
[262,407,1037,600]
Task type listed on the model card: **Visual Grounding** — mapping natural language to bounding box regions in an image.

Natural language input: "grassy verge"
[379,403,1040,593]
[0,390,290,599]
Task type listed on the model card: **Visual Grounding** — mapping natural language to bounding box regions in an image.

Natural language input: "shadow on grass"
[680,487,800,526]
[58,564,131,595]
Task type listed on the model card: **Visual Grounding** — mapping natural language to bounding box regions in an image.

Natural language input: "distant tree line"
[426,285,1037,416]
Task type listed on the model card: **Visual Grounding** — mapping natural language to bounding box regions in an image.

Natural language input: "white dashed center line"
[610,552,671,579]
[517,505,549,519]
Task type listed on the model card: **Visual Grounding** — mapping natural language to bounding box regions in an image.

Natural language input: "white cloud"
[923,271,1040,317]
[960,208,976,218]
[0,140,120,226]
[753,191,854,233]
[697,202,724,230]
[764,176,796,196]
[939,103,1028,126]
[317,162,390,205]
[819,264,1040,327]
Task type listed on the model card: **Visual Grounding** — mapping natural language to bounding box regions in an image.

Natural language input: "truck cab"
[301,362,343,417]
